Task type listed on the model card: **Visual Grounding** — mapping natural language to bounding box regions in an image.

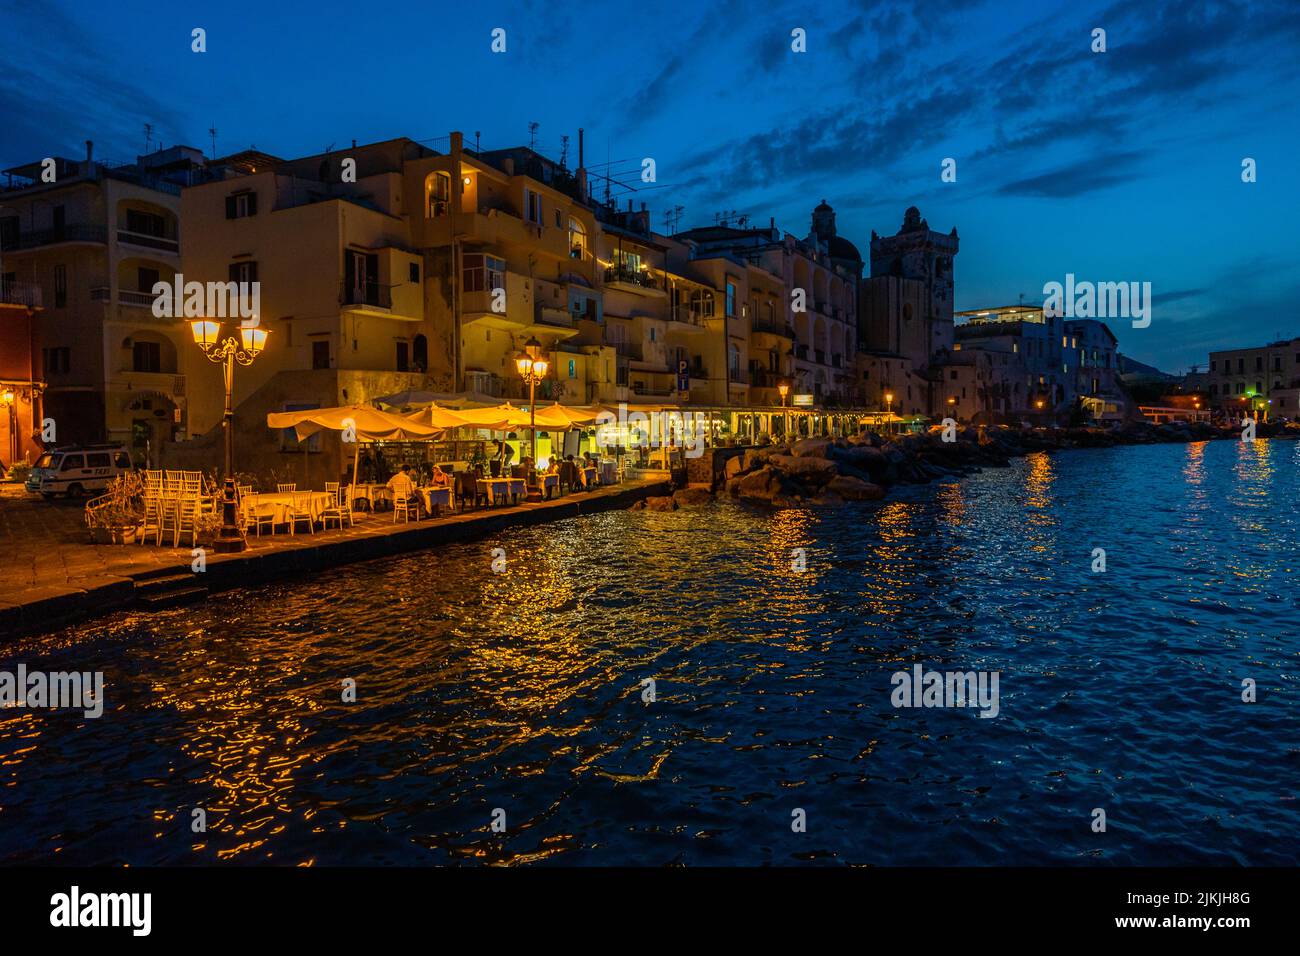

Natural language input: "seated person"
[386,463,419,509]
[428,464,451,487]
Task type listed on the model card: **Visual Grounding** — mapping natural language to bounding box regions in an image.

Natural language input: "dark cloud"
[996,151,1145,198]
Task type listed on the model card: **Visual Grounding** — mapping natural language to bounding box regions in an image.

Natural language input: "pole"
[215,347,244,552]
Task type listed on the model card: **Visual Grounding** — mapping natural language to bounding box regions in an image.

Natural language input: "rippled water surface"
[2,440,1298,865]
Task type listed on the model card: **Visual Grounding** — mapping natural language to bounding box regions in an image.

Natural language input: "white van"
[26,444,135,498]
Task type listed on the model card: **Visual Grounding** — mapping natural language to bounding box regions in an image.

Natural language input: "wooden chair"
[321,484,353,530]
[287,492,315,535]
[140,492,164,546]
[393,493,416,524]
[241,493,273,537]
[174,496,200,549]
[278,482,297,493]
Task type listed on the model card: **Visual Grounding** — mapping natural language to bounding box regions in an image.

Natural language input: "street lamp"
[0,389,15,465]
[777,382,789,438]
[191,319,268,552]
[515,335,549,495]
[884,390,894,436]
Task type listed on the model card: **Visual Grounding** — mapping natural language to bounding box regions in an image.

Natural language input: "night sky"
[2,0,1297,373]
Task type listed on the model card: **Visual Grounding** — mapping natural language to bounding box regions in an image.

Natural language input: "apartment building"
[0,143,207,461]
[953,304,1068,417]
[1206,337,1300,414]
[1063,318,1122,418]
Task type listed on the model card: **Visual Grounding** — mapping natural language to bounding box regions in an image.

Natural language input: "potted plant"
[85,472,144,544]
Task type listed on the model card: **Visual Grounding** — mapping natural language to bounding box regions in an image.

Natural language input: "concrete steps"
[134,572,209,610]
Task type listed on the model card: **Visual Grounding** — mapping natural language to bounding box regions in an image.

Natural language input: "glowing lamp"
[191,320,221,349]
[240,325,268,355]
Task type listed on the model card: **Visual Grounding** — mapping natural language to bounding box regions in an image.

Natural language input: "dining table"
[478,477,526,506]
[349,483,392,511]
[598,460,618,484]
[419,485,453,516]
[248,491,333,527]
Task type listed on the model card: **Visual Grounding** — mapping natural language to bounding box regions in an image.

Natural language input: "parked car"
[26,444,135,498]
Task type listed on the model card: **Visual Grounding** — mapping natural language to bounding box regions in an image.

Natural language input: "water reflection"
[2,440,1298,866]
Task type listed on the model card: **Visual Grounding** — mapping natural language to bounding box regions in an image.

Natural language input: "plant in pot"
[85,472,145,544]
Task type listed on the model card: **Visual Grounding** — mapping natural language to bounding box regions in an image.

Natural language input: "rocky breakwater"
[632,419,1300,511]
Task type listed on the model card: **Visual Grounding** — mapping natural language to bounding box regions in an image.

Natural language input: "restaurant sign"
[792,394,815,407]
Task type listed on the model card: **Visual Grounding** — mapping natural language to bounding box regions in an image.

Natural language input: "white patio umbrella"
[266,404,444,493]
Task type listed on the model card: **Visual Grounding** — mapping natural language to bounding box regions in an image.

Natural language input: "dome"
[827,234,861,263]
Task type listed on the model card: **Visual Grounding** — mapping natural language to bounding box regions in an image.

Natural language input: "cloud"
[996,151,1145,198]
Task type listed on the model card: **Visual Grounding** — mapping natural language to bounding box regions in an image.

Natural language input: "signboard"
[675,358,690,395]
[792,394,815,407]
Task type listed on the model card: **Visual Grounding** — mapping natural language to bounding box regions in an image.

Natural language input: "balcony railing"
[340,280,392,310]
[90,287,163,309]
[604,266,660,290]
[0,281,42,307]
[751,320,795,338]
[117,229,179,253]
[0,224,107,251]
[667,306,708,327]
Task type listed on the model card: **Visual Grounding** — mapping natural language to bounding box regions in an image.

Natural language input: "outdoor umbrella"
[266,404,444,493]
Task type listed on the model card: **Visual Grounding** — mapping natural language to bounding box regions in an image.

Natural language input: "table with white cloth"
[350,483,393,510]
[249,491,333,527]
[478,477,525,506]
[419,485,453,516]
[539,473,558,499]
[598,460,618,484]
[582,466,598,487]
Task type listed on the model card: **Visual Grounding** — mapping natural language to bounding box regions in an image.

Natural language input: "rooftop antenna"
[474,131,481,152]
[208,124,218,160]
[528,121,539,150]
[559,135,569,169]
[143,123,154,154]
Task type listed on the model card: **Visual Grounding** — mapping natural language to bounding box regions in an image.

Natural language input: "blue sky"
[2,0,1297,373]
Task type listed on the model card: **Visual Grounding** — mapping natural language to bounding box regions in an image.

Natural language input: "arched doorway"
[124,391,179,468]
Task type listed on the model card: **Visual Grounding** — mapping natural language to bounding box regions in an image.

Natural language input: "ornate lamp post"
[884,390,894,436]
[515,336,549,498]
[191,319,268,552]
[777,382,789,438]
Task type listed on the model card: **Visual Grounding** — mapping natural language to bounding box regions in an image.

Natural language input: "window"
[649,328,657,342]
[554,209,563,228]
[1237,358,1245,373]
[126,209,165,237]
[428,173,450,217]
[87,453,110,469]
[462,253,505,293]
[114,452,131,468]
[54,264,67,307]
[137,266,160,294]
[1274,356,1282,370]
[225,191,257,219]
[228,260,259,285]
[312,339,331,369]
[0,216,17,249]
[396,341,409,372]
[52,205,65,237]
[523,188,543,226]
[1255,356,1263,371]
[690,290,714,318]
[568,218,588,259]
[725,281,736,318]
[568,359,576,379]
[60,454,84,472]
[43,347,71,375]
[345,251,379,304]
[133,340,161,372]
[409,262,420,283]
[413,334,427,372]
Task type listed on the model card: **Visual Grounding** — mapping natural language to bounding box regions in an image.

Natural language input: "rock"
[644,495,678,512]
[791,438,832,458]
[736,465,779,501]
[673,487,714,507]
[743,446,787,471]
[831,443,886,471]
[826,475,886,500]
[724,455,745,479]
[629,500,646,510]
[767,454,838,483]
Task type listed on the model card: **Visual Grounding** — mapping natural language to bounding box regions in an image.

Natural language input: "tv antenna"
[528,121,539,150]
[559,135,569,169]
[208,125,218,160]
[144,123,154,154]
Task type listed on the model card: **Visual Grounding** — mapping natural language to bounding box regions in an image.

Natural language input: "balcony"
[603,266,665,297]
[666,306,709,332]
[749,369,785,389]
[610,340,642,360]
[0,223,107,252]
[117,228,179,254]
[90,287,165,312]
[0,281,42,308]
[751,320,795,339]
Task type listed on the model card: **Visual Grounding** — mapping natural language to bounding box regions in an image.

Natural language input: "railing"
[340,280,392,309]
[604,266,660,290]
[89,287,162,309]
[0,281,42,307]
[117,229,179,253]
[0,224,107,251]
[751,320,795,338]
[667,307,708,327]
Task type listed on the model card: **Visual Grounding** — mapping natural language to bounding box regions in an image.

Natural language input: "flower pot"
[90,525,137,544]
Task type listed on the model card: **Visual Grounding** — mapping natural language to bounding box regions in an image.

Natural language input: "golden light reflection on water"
[1022,452,1058,554]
